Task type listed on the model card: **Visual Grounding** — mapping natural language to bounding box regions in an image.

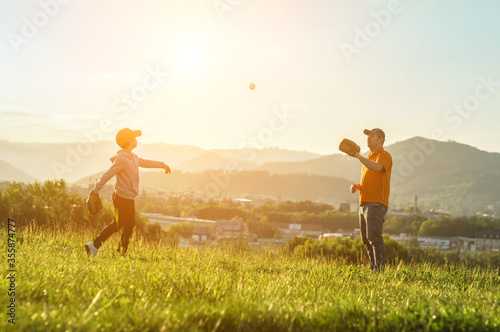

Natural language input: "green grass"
[2,229,499,331]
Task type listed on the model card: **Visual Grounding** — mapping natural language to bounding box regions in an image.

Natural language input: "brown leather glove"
[86,191,103,216]
[339,138,361,157]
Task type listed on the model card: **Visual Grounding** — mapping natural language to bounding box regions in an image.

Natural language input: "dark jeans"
[359,202,388,271]
[93,193,135,254]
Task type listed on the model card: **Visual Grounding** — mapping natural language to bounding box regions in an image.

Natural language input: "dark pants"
[93,193,135,254]
[359,203,387,271]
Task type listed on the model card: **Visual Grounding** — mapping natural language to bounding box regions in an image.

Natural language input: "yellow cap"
[116,128,142,148]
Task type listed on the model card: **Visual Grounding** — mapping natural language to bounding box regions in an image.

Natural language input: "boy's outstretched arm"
[138,157,171,174]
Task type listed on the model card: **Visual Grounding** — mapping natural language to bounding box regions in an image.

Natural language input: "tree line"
[384,214,500,238]
[1,180,170,243]
[281,236,500,270]
[2,180,499,240]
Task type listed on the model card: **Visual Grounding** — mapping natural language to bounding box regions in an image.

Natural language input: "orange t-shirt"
[359,147,392,207]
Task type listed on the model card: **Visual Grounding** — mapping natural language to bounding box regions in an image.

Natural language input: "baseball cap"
[363,128,385,140]
[116,128,142,148]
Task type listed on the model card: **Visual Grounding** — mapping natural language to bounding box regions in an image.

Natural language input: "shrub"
[286,235,410,265]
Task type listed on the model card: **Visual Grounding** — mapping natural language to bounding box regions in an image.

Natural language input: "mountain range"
[0,159,34,183]
[1,137,500,215]
[0,140,319,183]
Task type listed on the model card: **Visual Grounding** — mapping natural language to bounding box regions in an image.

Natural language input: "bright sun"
[173,42,206,75]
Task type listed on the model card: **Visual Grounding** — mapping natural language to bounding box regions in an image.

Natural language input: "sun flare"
[173,42,206,75]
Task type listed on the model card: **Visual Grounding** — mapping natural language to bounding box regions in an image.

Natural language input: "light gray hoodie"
[92,150,163,200]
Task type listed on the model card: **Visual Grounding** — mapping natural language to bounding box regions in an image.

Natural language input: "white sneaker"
[85,241,98,257]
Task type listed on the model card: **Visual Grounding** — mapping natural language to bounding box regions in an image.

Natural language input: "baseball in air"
[249,83,256,90]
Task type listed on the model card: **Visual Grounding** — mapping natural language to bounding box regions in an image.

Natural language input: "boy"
[85,128,171,256]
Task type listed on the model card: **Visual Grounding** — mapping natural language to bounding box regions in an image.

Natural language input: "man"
[350,128,392,271]
[85,128,171,256]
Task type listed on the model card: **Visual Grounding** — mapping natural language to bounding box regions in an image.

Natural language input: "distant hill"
[257,137,500,182]
[175,152,257,172]
[388,137,500,214]
[0,159,34,183]
[256,154,361,182]
[76,170,356,204]
[388,137,500,182]
[0,141,322,183]
[212,148,321,165]
[4,137,500,215]
[0,140,118,182]
[391,169,500,215]
[257,137,500,214]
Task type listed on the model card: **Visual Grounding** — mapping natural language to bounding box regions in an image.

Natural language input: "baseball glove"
[339,138,360,157]
[86,191,103,216]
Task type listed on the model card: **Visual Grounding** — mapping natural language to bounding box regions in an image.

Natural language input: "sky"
[1,0,500,155]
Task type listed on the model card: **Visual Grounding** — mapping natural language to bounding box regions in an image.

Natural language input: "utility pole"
[414,195,418,214]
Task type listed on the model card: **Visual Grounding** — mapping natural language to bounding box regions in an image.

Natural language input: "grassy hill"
[10,230,500,331]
